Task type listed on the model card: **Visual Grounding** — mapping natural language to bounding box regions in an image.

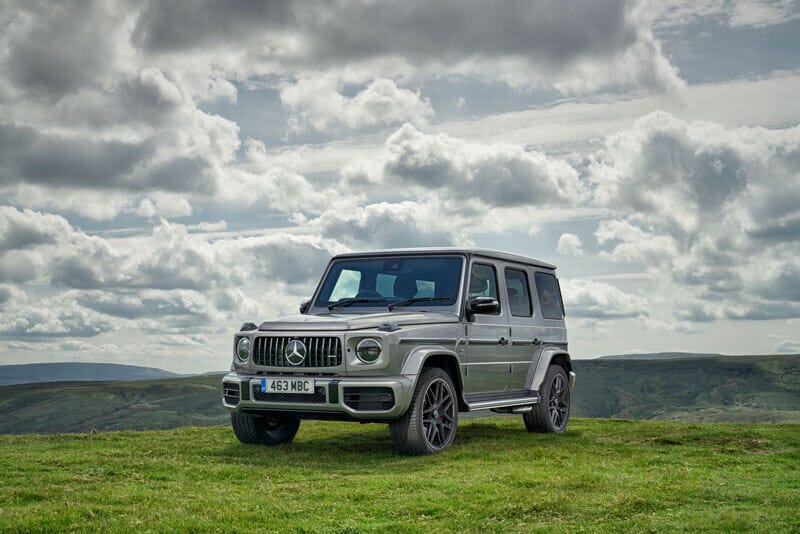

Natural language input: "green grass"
[1,418,798,532]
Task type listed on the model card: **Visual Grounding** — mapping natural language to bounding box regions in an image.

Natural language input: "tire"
[389,367,459,455]
[230,412,300,446]
[524,365,570,433]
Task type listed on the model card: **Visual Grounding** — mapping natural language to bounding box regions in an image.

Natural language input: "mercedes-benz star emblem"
[284,339,307,366]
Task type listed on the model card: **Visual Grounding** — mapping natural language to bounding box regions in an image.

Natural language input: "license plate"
[261,377,315,395]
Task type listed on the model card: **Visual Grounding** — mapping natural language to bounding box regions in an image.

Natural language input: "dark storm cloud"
[244,240,330,285]
[0,123,154,189]
[142,156,215,194]
[0,123,219,193]
[133,0,638,68]
[0,205,66,250]
[6,0,125,99]
[312,0,635,65]
[752,261,800,303]
[131,0,296,52]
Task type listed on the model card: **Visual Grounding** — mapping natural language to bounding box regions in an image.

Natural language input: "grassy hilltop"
[1,418,798,532]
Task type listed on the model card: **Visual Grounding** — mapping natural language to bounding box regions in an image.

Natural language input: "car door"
[503,265,540,393]
[463,260,511,395]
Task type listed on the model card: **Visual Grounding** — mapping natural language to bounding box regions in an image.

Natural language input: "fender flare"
[400,346,460,376]
[400,346,465,406]
[527,347,572,392]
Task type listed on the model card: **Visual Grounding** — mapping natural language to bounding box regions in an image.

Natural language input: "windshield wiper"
[327,297,387,310]
[388,296,451,311]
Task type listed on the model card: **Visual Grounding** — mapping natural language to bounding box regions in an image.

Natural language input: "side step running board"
[465,393,540,412]
[491,405,533,414]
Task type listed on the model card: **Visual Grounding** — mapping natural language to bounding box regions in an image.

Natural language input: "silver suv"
[222,248,574,455]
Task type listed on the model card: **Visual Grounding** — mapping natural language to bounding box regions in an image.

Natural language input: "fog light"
[356,338,382,363]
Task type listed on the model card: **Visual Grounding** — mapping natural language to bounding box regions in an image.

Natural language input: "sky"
[1,0,799,373]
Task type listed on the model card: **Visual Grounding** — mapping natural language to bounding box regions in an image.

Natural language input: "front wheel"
[231,412,300,446]
[390,367,459,455]
[524,365,570,433]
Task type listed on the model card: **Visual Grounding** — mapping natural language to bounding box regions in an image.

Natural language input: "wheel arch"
[528,347,572,392]
[401,347,467,411]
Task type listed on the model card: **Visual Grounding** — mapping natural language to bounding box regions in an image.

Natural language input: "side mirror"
[466,296,499,320]
[299,300,311,314]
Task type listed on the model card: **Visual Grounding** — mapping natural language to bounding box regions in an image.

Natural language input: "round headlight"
[236,337,250,362]
[356,338,382,363]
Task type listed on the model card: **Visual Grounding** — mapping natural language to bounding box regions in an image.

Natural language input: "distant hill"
[0,362,181,386]
[1,355,798,435]
[596,352,724,360]
[0,374,227,434]
[571,354,800,423]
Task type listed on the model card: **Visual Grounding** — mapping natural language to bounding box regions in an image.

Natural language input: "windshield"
[314,255,463,310]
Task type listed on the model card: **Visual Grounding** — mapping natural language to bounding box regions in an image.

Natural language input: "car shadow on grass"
[213,417,581,470]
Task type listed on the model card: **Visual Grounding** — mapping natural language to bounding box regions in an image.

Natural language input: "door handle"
[498,337,509,346]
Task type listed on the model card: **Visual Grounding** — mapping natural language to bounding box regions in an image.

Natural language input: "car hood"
[257,311,459,332]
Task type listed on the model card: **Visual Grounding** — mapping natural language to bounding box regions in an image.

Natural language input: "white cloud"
[225,145,356,215]
[0,209,336,343]
[775,339,800,353]
[588,111,800,320]
[561,279,650,319]
[0,297,114,338]
[557,233,584,256]
[312,201,470,249]
[188,220,227,232]
[653,0,800,29]
[282,77,434,135]
[133,193,193,219]
[0,284,26,305]
[342,123,585,208]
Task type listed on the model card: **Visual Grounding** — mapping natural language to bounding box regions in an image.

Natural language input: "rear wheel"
[524,365,570,433]
[231,412,300,446]
[390,367,458,455]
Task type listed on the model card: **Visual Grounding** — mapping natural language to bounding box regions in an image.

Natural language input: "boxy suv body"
[223,248,574,455]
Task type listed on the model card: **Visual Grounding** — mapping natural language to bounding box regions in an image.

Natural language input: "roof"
[330,247,557,270]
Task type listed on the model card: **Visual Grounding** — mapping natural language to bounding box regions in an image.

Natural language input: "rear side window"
[534,272,564,320]
[504,268,532,317]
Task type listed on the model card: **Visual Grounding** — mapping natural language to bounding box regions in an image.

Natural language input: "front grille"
[253,386,327,404]
[223,382,240,405]
[343,387,395,411]
[252,336,343,368]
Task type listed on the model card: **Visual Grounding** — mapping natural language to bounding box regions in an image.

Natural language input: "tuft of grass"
[0,417,798,532]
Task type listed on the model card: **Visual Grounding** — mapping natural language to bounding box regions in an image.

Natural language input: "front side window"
[315,256,463,309]
[504,268,532,317]
[534,271,564,320]
[468,263,501,314]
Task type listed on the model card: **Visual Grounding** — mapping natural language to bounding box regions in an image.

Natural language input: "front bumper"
[222,372,415,420]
